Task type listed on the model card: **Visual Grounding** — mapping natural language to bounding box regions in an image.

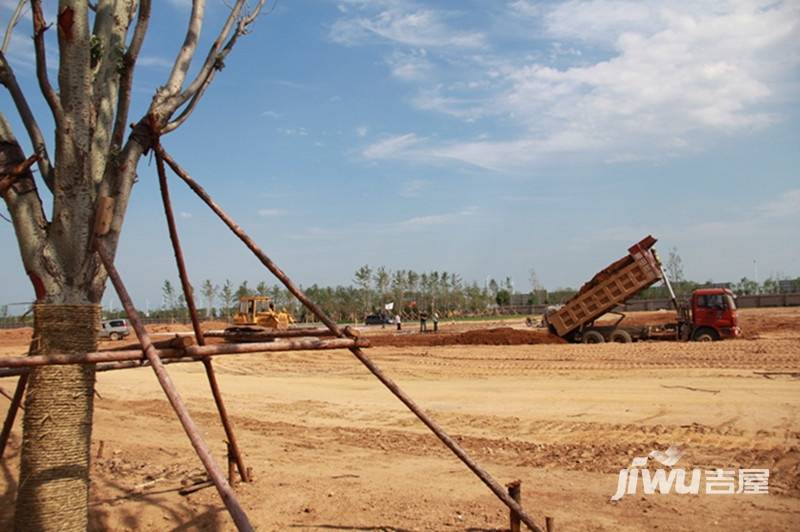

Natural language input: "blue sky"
[1,0,799,310]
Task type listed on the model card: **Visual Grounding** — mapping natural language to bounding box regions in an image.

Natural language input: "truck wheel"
[692,328,718,342]
[583,330,605,344]
[610,329,632,343]
[109,332,120,341]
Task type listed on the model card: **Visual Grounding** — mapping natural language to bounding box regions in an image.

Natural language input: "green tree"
[256,280,269,297]
[496,289,511,306]
[529,268,544,304]
[391,269,407,314]
[201,279,218,318]
[488,278,499,298]
[354,264,373,314]
[736,277,758,295]
[236,280,252,300]
[162,280,177,317]
[375,266,390,306]
[220,279,235,320]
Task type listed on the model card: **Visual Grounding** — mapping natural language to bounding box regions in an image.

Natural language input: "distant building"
[779,280,798,293]
[707,282,732,289]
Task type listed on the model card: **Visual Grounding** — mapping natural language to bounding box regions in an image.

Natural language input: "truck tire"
[109,332,121,341]
[583,330,605,344]
[692,328,719,342]
[610,329,633,343]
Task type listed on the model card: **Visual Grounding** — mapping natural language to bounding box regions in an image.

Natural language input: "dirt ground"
[1,307,799,531]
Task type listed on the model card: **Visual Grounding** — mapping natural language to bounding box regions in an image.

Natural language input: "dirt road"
[1,307,799,530]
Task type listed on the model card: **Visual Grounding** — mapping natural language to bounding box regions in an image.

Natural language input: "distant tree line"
[147,257,799,324]
[3,249,798,324]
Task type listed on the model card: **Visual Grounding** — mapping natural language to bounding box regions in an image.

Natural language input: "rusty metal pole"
[155,147,249,482]
[159,147,544,532]
[95,241,253,532]
[0,373,27,458]
[508,480,521,532]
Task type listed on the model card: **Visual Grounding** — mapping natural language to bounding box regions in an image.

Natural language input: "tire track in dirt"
[207,339,800,378]
[101,398,800,496]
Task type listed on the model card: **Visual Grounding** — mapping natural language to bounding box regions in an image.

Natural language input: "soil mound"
[370,327,566,347]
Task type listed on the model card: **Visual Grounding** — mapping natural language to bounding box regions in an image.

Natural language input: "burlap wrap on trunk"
[15,304,100,532]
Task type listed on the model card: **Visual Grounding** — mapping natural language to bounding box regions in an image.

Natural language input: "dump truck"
[544,235,741,343]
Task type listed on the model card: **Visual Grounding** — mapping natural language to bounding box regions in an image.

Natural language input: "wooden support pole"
[156,146,248,483]
[204,327,338,340]
[0,373,27,458]
[204,359,249,482]
[94,240,254,532]
[155,148,206,347]
[508,480,521,532]
[0,337,369,370]
[545,516,555,532]
[158,146,544,532]
[227,440,236,486]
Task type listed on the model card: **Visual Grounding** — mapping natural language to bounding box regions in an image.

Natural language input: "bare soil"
[1,307,799,531]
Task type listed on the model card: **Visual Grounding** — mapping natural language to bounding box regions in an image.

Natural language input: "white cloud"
[278,127,309,136]
[261,110,281,118]
[393,206,477,231]
[758,188,800,218]
[343,1,800,172]
[387,49,432,80]
[362,133,424,160]
[399,178,429,197]
[330,4,486,48]
[356,125,369,137]
[179,211,192,219]
[258,209,285,217]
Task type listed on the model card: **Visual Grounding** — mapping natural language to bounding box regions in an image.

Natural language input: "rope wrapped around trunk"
[15,304,100,532]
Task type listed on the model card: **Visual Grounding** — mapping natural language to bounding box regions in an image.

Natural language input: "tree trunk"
[14,304,99,532]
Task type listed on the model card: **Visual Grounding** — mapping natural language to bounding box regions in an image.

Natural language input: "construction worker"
[419,311,427,332]
[395,313,401,331]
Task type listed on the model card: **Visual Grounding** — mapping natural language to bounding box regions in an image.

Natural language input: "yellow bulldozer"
[225,296,294,336]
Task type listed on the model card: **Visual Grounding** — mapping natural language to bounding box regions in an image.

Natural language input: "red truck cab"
[688,288,741,341]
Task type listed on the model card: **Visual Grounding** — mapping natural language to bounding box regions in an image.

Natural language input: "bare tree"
[0,1,265,529]
[665,246,685,294]
[354,264,372,314]
[201,278,218,318]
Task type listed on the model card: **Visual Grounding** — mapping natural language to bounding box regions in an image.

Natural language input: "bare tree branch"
[0,51,55,190]
[1,0,28,55]
[172,0,248,104]
[30,0,64,128]
[0,112,58,299]
[111,0,151,149]
[162,0,267,132]
[0,154,38,193]
[163,0,206,97]
[88,1,138,185]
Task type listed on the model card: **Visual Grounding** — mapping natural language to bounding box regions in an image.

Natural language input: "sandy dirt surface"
[1,307,799,531]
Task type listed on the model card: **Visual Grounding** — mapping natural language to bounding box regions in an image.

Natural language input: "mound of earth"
[369,327,566,347]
